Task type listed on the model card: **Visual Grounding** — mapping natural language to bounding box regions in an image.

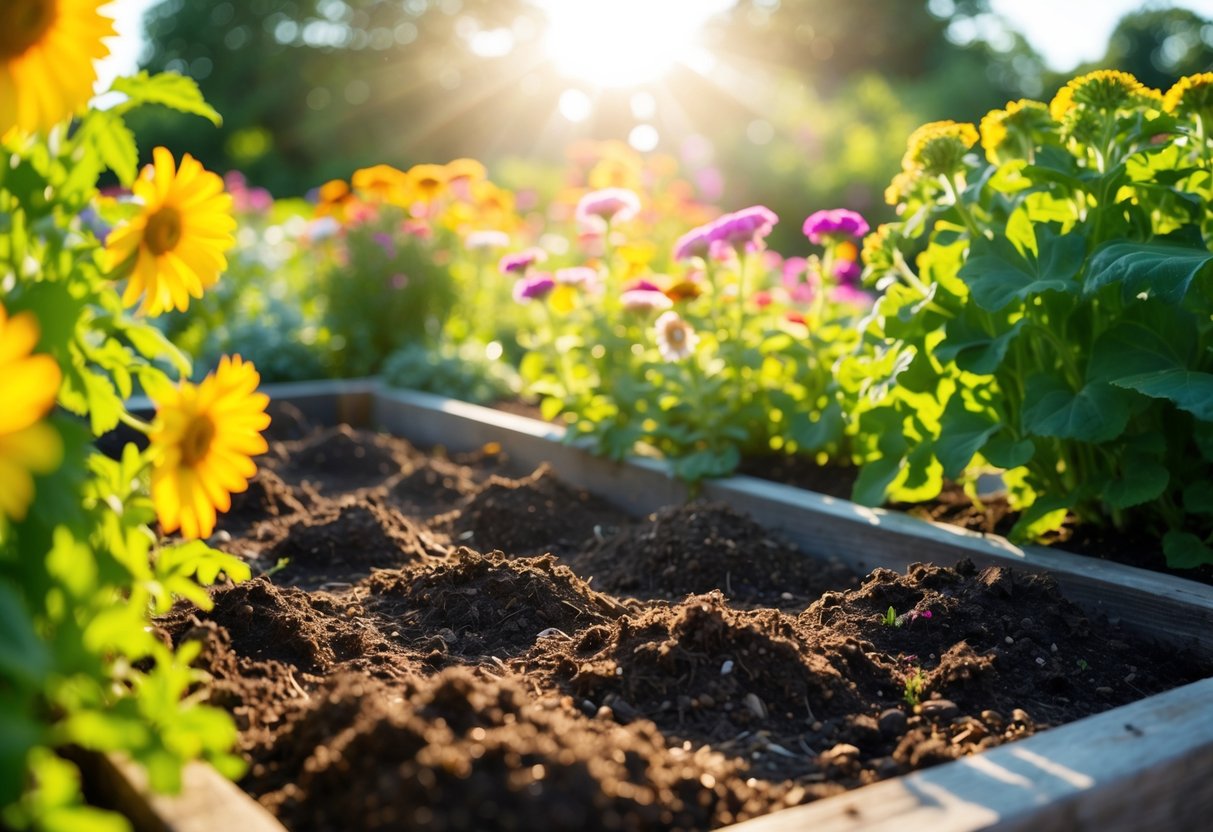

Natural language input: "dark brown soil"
[162,426,1210,832]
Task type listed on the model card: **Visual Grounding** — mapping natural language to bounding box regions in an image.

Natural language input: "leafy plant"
[1,56,266,832]
[851,70,1213,566]
[383,339,521,405]
[903,666,927,708]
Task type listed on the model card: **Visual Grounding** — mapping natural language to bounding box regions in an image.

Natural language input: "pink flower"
[833,259,861,286]
[499,247,548,275]
[830,284,873,309]
[782,257,820,305]
[752,290,773,309]
[575,188,641,227]
[624,278,663,293]
[709,205,778,252]
[556,266,599,287]
[513,272,556,303]
[802,209,869,245]
[621,289,673,314]
[673,224,714,261]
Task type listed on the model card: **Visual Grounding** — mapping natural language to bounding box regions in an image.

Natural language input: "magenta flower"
[575,188,641,227]
[709,205,778,252]
[372,232,396,258]
[782,257,820,305]
[624,278,663,293]
[830,284,873,309]
[499,247,548,275]
[620,289,673,314]
[556,266,599,286]
[673,224,715,261]
[513,272,556,303]
[802,209,870,245]
[833,259,861,286]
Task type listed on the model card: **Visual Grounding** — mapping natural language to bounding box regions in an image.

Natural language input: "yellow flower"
[902,120,979,176]
[0,0,114,136]
[443,157,486,185]
[105,147,236,316]
[351,164,409,205]
[149,355,271,540]
[979,99,1050,162]
[0,302,63,522]
[1164,73,1213,117]
[1049,70,1163,122]
[407,163,448,203]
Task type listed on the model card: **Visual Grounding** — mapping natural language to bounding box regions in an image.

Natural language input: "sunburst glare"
[536,0,735,88]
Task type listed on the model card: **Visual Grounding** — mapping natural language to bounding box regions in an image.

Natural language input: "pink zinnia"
[556,266,599,287]
[802,209,869,245]
[620,289,673,314]
[672,224,714,261]
[513,272,556,303]
[708,205,778,251]
[499,247,548,275]
[575,188,641,227]
[833,259,862,286]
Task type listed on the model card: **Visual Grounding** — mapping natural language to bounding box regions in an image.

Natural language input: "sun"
[537,0,733,89]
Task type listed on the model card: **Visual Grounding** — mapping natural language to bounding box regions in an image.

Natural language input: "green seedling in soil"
[903,667,927,708]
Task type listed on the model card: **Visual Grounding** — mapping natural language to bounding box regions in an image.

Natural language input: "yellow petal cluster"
[0,0,114,135]
[0,303,63,521]
[105,147,237,316]
[1049,70,1163,122]
[1163,73,1213,117]
[149,356,271,540]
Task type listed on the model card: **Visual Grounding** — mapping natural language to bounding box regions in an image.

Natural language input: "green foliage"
[322,211,456,377]
[383,340,520,405]
[850,69,1213,565]
[2,78,248,828]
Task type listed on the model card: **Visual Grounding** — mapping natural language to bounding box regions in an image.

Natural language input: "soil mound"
[218,469,305,533]
[446,465,629,556]
[251,668,785,832]
[531,591,858,743]
[367,548,625,660]
[387,456,481,518]
[271,500,440,583]
[583,501,853,605]
[275,425,410,490]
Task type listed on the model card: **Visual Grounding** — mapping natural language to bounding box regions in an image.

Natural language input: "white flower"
[464,229,511,250]
[654,311,698,362]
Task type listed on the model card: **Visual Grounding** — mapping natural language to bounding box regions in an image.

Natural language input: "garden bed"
[133,381,1213,831]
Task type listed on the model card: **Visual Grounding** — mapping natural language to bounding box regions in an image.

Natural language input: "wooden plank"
[371,385,1213,653]
[80,753,286,832]
[721,676,1213,832]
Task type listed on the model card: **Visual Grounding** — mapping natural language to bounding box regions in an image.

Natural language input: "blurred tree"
[1096,7,1213,90]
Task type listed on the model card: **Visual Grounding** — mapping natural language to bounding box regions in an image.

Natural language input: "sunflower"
[104,147,236,316]
[0,0,114,136]
[149,355,271,540]
[0,302,63,522]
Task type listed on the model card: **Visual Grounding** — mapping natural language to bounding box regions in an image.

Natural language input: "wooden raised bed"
[110,380,1213,831]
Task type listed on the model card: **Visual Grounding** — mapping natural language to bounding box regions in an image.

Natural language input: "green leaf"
[1104,462,1169,510]
[1163,531,1213,569]
[1084,240,1213,304]
[1021,373,1131,442]
[0,585,51,689]
[80,110,138,186]
[959,226,1084,312]
[1183,481,1213,516]
[786,401,843,451]
[935,394,1000,479]
[671,446,739,482]
[937,311,1025,375]
[853,454,902,507]
[982,435,1035,469]
[1111,370,1213,421]
[1008,496,1070,542]
[1086,304,1197,384]
[110,71,222,125]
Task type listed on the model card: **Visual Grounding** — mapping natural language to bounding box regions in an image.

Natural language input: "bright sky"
[97,0,1213,91]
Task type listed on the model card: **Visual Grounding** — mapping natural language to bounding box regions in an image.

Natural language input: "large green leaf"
[1086,304,1197,384]
[111,71,222,125]
[959,226,1084,311]
[935,393,1000,479]
[1111,370,1213,421]
[1163,531,1213,569]
[1084,240,1213,304]
[79,110,138,186]
[1104,461,1169,510]
[786,401,843,451]
[1021,373,1131,442]
[982,435,1035,469]
[937,311,1025,375]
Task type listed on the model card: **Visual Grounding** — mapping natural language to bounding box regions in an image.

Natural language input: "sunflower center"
[145,206,183,255]
[180,414,216,466]
[0,0,57,59]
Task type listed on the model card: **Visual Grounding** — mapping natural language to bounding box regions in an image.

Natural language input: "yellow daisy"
[0,0,114,136]
[149,355,271,540]
[1049,70,1162,122]
[902,120,979,177]
[0,302,63,522]
[443,157,486,185]
[351,164,409,205]
[1164,73,1213,117]
[105,147,236,316]
[406,163,448,204]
